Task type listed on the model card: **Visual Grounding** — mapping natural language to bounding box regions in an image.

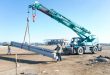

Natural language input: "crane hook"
[32,10,36,22]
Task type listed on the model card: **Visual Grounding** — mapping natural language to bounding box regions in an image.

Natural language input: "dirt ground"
[0,45,110,75]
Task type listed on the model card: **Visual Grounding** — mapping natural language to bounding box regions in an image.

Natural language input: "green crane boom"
[29,1,95,42]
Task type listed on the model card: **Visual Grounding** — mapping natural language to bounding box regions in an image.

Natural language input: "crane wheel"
[91,46,98,54]
[76,47,84,55]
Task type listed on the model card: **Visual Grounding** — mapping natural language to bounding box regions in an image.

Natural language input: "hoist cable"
[21,8,31,48]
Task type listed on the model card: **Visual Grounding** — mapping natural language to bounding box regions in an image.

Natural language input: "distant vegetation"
[0,42,109,46]
[30,43,45,46]
[0,42,46,47]
[0,42,10,46]
[100,43,110,46]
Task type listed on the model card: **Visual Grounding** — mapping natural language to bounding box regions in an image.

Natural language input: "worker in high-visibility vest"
[54,44,62,61]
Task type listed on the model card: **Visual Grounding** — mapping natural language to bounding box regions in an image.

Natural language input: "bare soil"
[0,45,110,75]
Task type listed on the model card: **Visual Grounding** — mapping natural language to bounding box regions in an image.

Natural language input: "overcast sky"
[0,0,110,43]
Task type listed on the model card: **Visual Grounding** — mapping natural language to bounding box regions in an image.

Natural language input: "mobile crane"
[28,1,102,55]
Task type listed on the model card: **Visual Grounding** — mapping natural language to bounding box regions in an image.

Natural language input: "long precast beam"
[11,41,56,59]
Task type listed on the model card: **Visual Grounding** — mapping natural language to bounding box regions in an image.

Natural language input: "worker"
[7,45,11,55]
[54,44,62,61]
[70,44,74,54]
[70,38,74,54]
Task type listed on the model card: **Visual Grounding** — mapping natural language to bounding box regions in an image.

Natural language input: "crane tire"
[76,47,84,55]
[91,46,98,54]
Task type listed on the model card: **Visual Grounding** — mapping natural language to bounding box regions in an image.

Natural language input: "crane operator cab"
[70,37,83,46]
[69,37,85,55]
